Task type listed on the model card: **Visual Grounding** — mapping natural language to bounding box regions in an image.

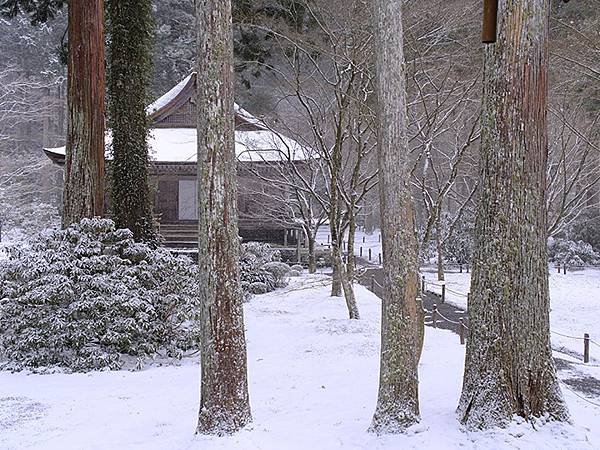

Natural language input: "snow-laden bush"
[239,242,279,294]
[263,262,292,287]
[289,270,301,277]
[248,282,270,295]
[290,264,303,272]
[547,237,600,267]
[0,218,199,372]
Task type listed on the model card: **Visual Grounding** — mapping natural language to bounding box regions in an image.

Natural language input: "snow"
[43,128,311,163]
[1,275,598,449]
[146,74,193,115]
[315,227,383,265]
[422,267,600,362]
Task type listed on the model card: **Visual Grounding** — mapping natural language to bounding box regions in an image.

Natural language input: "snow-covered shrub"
[547,237,600,267]
[290,264,303,272]
[569,211,600,252]
[248,282,270,295]
[263,262,291,287]
[0,218,199,372]
[289,270,301,277]
[239,242,279,294]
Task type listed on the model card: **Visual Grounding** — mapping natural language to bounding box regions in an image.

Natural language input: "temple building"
[43,73,309,247]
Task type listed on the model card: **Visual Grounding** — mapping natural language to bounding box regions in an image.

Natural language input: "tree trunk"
[370,0,421,433]
[62,0,105,227]
[333,245,360,319]
[457,0,568,429]
[347,211,357,282]
[196,0,252,435]
[436,217,445,282]
[106,0,156,242]
[330,223,342,297]
[307,230,317,274]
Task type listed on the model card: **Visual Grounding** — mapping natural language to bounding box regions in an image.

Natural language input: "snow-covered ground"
[1,275,598,450]
[315,226,383,264]
[422,267,600,362]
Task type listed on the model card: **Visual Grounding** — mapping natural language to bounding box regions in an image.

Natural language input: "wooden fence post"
[563,264,567,275]
[421,275,426,292]
[432,304,438,328]
[467,292,471,305]
[362,236,365,243]
[370,275,375,292]
[459,264,463,273]
[360,247,363,257]
[557,264,561,274]
[466,264,470,273]
[584,333,590,363]
[378,233,381,243]
[459,318,465,345]
[441,284,446,303]
[378,253,382,265]
[368,248,372,261]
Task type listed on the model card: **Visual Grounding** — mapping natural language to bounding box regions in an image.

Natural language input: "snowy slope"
[1,276,598,450]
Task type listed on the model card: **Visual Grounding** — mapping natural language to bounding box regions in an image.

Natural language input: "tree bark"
[330,225,343,297]
[106,0,156,242]
[457,0,569,429]
[62,0,105,227]
[370,0,421,433]
[307,229,317,274]
[196,0,252,435]
[347,210,357,282]
[436,215,445,282]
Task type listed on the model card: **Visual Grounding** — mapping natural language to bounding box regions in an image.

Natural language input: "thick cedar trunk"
[457,0,568,429]
[106,0,156,242]
[63,0,105,227]
[370,0,421,432]
[196,0,252,435]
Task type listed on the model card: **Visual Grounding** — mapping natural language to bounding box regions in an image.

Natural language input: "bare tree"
[457,0,569,429]
[264,0,378,319]
[547,103,600,236]
[370,0,421,433]
[407,67,480,280]
[196,0,252,436]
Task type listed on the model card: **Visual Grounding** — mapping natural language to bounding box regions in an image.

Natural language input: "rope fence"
[419,275,598,365]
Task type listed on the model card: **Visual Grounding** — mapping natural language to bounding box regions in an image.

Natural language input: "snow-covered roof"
[44,72,313,164]
[147,72,267,130]
[146,74,193,116]
[44,128,311,163]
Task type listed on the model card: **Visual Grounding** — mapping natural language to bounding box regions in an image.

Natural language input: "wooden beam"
[482,0,498,44]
